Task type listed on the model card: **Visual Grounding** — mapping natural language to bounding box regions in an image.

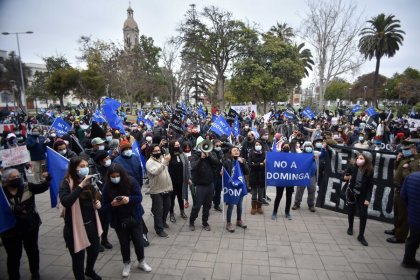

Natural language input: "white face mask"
[123,149,132,157]
[98,145,105,151]
[146,136,152,142]
[50,133,56,137]
[58,149,67,155]
[110,177,120,184]
[255,145,262,151]
[105,136,113,142]
[104,159,112,167]
[214,147,221,152]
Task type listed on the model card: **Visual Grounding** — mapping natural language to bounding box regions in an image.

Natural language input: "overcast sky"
[1,0,419,88]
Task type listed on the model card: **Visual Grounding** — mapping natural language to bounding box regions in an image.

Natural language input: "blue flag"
[46,147,69,208]
[365,106,378,116]
[92,109,106,123]
[132,141,147,178]
[137,110,144,122]
[352,104,361,113]
[283,111,295,120]
[181,102,190,115]
[102,97,125,133]
[198,105,207,118]
[223,161,247,205]
[251,127,260,139]
[302,107,315,120]
[143,119,155,128]
[210,115,232,137]
[233,116,240,138]
[272,139,278,152]
[50,117,71,136]
[0,187,16,234]
[265,152,313,186]
[211,114,217,122]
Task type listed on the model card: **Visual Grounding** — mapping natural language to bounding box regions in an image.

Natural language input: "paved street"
[1,188,418,280]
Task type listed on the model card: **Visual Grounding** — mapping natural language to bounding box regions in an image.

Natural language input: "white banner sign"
[0,146,31,168]
[231,105,257,115]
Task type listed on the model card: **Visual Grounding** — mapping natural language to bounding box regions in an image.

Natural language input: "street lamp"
[348,87,352,104]
[363,86,367,106]
[2,31,34,112]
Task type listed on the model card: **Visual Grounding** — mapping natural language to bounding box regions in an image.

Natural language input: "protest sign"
[50,117,71,136]
[0,146,31,168]
[210,116,232,137]
[170,115,184,134]
[231,105,257,114]
[265,152,313,186]
[316,145,397,223]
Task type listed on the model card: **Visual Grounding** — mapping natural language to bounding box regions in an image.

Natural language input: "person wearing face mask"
[26,127,49,183]
[146,144,173,238]
[59,157,103,280]
[104,131,114,144]
[353,131,369,149]
[248,140,267,215]
[101,164,152,277]
[53,139,77,159]
[385,140,420,244]
[211,139,224,212]
[141,132,153,159]
[168,140,191,222]
[80,137,106,176]
[223,146,250,232]
[46,129,58,148]
[272,143,294,220]
[313,138,327,187]
[343,153,374,246]
[292,142,317,212]
[304,123,323,143]
[113,141,143,187]
[93,151,114,251]
[240,131,256,161]
[1,168,51,280]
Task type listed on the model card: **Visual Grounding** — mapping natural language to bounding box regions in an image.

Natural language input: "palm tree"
[359,14,405,107]
[296,43,314,77]
[269,22,294,44]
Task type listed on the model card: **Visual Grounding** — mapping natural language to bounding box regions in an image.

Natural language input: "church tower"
[123,4,139,51]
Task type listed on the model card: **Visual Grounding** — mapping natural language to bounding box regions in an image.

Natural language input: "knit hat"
[93,150,109,163]
[53,138,66,150]
[119,140,131,151]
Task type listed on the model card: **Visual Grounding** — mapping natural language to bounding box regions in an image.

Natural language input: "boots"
[257,201,264,214]
[250,201,257,215]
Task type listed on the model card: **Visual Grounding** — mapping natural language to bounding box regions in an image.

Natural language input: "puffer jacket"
[401,171,420,231]
[146,156,173,194]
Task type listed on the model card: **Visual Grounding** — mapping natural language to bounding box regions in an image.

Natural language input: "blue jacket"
[101,176,144,230]
[401,171,420,231]
[113,154,143,186]
[26,135,47,161]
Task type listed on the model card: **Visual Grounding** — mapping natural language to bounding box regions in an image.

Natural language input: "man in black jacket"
[189,137,219,231]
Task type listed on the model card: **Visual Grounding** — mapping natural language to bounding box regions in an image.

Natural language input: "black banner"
[170,115,184,134]
[316,145,397,223]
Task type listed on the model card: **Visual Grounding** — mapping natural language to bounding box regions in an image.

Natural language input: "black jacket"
[190,149,219,185]
[345,164,373,203]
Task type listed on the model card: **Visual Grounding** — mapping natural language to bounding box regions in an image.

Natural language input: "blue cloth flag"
[0,187,16,234]
[143,119,154,128]
[210,115,232,137]
[102,98,125,133]
[302,107,316,119]
[50,117,71,136]
[46,147,69,208]
[92,109,106,123]
[365,106,378,116]
[198,105,207,118]
[251,127,260,139]
[137,110,144,122]
[211,114,217,122]
[352,104,361,113]
[181,102,189,115]
[283,111,295,120]
[233,117,240,138]
[132,141,147,178]
[265,152,313,186]
[223,160,247,205]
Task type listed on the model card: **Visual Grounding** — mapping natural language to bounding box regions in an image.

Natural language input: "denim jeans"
[226,196,243,223]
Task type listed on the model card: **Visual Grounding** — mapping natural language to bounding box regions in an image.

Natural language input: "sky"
[1,0,419,88]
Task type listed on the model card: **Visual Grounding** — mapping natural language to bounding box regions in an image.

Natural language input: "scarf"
[68,178,103,253]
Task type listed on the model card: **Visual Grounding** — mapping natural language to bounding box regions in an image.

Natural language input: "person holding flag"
[1,168,51,280]
[223,146,249,232]
[248,140,267,215]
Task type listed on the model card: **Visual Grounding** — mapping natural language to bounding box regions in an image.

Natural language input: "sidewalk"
[1,188,418,280]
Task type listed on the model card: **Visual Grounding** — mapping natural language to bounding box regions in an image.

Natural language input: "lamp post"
[2,31,34,112]
[348,87,352,105]
[363,85,367,106]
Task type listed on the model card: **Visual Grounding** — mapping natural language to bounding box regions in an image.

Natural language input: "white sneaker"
[122,263,131,277]
[138,260,152,272]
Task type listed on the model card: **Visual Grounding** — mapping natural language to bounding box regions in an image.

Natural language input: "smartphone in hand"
[115,196,123,202]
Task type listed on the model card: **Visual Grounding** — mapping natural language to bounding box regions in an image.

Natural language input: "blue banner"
[265,152,313,186]
[283,111,295,120]
[233,116,240,138]
[223,160,247,205]
[50,117,71,136]
[0,187,16,233]
[365,106,378,116]
[46,147,69,208]
[352,104,361,113]
[210,115,232,137]
[302,107,315,119]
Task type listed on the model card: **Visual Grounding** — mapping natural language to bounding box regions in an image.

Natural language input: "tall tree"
[324,78,352,100]
[300,0,364,109]
[359,13,405,107]
[268,22,295,43]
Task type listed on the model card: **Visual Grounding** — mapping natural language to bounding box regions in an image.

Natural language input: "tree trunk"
[263,100,267,114]
[59,94,64,108]
[216,73,225,112]
[373,56,381,108]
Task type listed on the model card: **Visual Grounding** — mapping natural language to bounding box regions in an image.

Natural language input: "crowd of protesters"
[0,102,419,279]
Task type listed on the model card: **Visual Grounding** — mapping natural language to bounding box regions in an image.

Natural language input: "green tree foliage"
[230,33,304,112]
[359,13,405,107]
[385,67,420,104]
[324,79,351,100]
[352,72,387,101]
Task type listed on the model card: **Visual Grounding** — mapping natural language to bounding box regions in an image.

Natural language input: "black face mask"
[152,153,161,159]
[173,147,180,153]
[247,137,252,141]
[8,178,23,189]
[233,156,239,160]
[282,149,290,153]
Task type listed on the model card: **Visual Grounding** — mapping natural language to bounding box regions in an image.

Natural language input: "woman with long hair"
[168,140,191,223]
[224,146,249,232]
[101,163,151,277]
[343,153,374,246]
[59,156,102,280]
[248,140,266,215]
